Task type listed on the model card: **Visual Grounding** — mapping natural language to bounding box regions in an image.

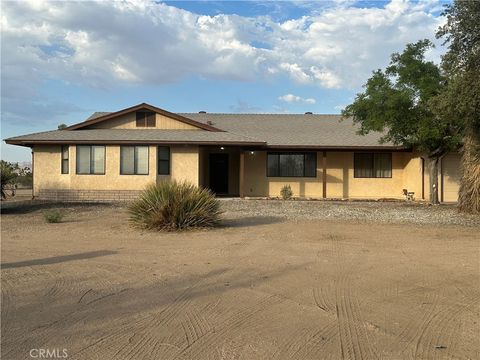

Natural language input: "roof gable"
[65,103,222,132]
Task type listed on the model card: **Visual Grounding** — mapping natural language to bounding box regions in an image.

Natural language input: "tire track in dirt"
[330,235,379,360]
[289,322,340,360]
[273,234,378,360]
[73,269,227,360]
[413,295,480,360]
[0,275,17,348]
[172,294,285,360]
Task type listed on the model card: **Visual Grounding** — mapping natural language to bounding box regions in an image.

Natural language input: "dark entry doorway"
[209,153,229,195]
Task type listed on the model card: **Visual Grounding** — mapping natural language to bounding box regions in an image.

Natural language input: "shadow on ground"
[0,201,115,215]
[220,216,284,228]
[1,250,117,269]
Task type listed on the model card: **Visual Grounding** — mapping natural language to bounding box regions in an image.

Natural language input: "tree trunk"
[428,155,441,205]
[458,134,480,213]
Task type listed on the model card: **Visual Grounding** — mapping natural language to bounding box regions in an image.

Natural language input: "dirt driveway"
[1,202,479,360]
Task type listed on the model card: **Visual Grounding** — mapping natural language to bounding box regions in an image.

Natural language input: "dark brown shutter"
[136,112,145,127]
[146,112,156,127]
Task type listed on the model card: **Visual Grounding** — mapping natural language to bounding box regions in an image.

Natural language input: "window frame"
[135,111,156,128]
[266,152,317,178]
[75,145,106,175]
[157,146,170,175]
[61,145,69,174]
[120,145,150,175]
[353,152,392,179]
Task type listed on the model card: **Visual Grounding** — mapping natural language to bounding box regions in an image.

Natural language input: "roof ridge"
[5,129,60,140]
[180,112,343,116]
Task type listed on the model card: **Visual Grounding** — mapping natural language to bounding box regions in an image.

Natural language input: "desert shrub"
[280,184,293,200]
[44,209,64,223]
[128,181,222,231]
[1,161,17,199]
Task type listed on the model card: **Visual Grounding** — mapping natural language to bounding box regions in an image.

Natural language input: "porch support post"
[322,151,327,199]
[239,150,245,198]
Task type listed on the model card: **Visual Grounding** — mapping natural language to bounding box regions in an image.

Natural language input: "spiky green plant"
[1,161,17,200]
[280,184,293,200]
[128,181,222,231]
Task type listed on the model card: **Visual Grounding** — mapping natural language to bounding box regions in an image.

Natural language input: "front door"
[209,153,229,195]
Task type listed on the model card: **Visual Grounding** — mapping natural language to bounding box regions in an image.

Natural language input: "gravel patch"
[220,199,480,227]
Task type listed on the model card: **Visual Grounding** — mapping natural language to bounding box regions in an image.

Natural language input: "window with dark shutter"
[354,153,392,178]
[61,145,69,174]
[136,111,156,127]
[158,146,170,175]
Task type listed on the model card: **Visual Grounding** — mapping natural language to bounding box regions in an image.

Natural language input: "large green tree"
[435,0,480,213]
[342,40,462,204]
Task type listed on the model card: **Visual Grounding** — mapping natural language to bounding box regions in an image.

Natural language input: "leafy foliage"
[343,40,461,155]
[1,161,18,199]
[435,0,480,213]
[44,209,64,223]
[342,40,463,204]
[280,184,293,200]
[128,181,222,231]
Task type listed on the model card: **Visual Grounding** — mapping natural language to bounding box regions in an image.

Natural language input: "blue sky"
[1,0,448,162]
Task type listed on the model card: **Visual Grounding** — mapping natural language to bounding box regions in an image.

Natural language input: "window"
[136,111,156,127]
[61,145,69,174]
[76,145,105,174]
[354,152,392,178]
[158,146,170,175]
[120,146,149,175]
[267,152,317,177]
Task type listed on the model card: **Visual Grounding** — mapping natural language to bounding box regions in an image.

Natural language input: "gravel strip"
[220,199,480,227]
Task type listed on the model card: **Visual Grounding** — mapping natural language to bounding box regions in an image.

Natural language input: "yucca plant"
[280,184,293,200]
[129,181,222,231]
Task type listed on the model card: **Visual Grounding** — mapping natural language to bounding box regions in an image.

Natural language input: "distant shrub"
[1,161,17,199]
[44,209,64,223]
[128,181,222,231]
[280,184,293,200]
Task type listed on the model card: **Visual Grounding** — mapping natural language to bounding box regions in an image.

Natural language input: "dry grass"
[458,134,480,214]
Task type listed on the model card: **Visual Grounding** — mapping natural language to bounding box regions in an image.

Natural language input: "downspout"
[31,147,35,199]
[421,157,425,200]
[440,156,444,203]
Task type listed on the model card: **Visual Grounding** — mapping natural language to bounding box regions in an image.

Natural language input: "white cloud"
[278,94,316,104]
[1,0,445,124]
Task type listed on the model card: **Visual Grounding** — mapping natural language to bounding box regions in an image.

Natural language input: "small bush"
[44,209,64,223]
[128,181,222,231]
[280,184,293,200]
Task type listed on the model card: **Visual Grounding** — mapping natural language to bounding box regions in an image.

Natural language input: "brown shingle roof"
[5,105,403,149]
[179,113,395,148]
[5,129,264,146]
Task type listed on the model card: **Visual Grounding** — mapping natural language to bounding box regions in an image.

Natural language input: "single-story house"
[5,103,461,202]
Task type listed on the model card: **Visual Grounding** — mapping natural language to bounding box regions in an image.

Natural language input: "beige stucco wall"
[244,151,425,200]
[244,151,324,198]
[33,145,460,202]
[33,145,199,194]
[442,153,461,202]
[323,151,408,199]
[86,112,201,130]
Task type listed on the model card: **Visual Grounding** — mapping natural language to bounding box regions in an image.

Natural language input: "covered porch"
[198,146,248,197]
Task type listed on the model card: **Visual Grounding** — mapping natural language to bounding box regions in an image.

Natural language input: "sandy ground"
[1,203,479,360]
